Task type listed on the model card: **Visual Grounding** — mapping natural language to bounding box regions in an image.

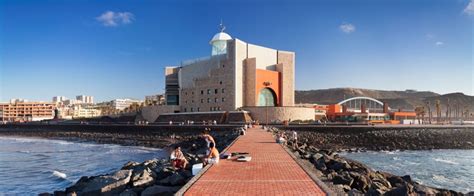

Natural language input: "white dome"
[209,32,232,44]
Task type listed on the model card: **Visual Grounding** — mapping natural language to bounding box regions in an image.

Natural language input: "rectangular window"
[201,99,203,103]
[215,89,218,94]
[222,88,225,93]
[207,98,210,103]
[215,98,218,103]
[222,97,225,102]
[201,90,204,95]
[207,89,210,94]
[197,107,200,112]
[191,108,194,112]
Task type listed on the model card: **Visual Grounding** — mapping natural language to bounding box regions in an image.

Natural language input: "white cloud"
[339,23,356,34]
[464,0,474,15]
[435,41,444,46]
[96,11,134,27]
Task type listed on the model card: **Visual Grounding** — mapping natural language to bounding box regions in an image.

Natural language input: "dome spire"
[219,19,226,32]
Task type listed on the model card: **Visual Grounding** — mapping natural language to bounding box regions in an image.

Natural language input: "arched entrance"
[258,88,277,106]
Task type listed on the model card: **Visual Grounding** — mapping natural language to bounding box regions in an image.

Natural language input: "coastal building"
[112,99,142,111]
[52,96,67,103]
[145,94,165,106]
[72,106,101,119]
[165,24,295,112]
[0,100,55,122]
[76,95,94,104]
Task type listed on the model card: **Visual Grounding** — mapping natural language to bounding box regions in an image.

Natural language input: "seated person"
[170,146,188,170]
[203,143,220,166]
[276,132,287,145]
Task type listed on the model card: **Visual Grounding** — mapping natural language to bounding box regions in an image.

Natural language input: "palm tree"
[436,100,441,124]
[425,101,432,124]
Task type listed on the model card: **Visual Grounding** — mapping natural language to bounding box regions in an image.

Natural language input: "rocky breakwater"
[271,128,467,195]
[277,126,474,151]
[36,126,240,196]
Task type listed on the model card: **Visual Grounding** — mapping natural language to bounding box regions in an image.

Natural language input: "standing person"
[170,146,188,170]
[202,129,216,154]
[291,130,298,148]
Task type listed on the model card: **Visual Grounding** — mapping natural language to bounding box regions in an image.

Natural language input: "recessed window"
[207,89,210,94]
[215,89,218,94]
[185,100,187,104]
[192,92,194,95]
[218,107,221,111]
[210,107,213,111]
[191,108,194,112]
[222,88,225,93]
[201,99,203,103]
[215,98,218,103]
[197,107,200,112]
[185,92,187,95]
[222,64,225,68]
[222,97,225,102]
[192,100,194,103]
[184,108,187,112]
[207,98,210,103]
[219,81,223,85]
[201,90,204,95]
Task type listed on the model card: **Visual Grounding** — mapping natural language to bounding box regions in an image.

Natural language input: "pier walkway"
[184,127,326,195]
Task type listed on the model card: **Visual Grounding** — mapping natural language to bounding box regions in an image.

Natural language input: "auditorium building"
[160,24,314,123]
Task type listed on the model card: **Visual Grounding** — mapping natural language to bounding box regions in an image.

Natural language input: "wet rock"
[328,159,351,171]
[348,188,364,196]
[158,172,186,186]
[141,185,180,196]
[384,183,414,196]
[401,175,413,183]
[131,168,155,187]
[333,173,354,186]
[349,172,369,192]
[315,159,327,171]
[119,189,137,196]
[67,170,132,196]
[413,183,439,195]
[310,153,323,163]
[387,175,405,188]
[121,161,140,170]
[53,191,66,196]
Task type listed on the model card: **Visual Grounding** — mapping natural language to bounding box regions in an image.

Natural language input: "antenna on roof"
[219,19,226,32]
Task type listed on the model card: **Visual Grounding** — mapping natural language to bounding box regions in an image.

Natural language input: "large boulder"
[131,167,155,187]
[67,170,132,196]
[141,185,180,196]
[121,161,140,170]
[118,189,137,196]
[333,172,354,186]
[349,172,369,192]
[384,183,415,196]
[158,172,186,186]
[328,159,351,171]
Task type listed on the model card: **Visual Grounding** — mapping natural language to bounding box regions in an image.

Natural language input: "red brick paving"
[184,127,326,195]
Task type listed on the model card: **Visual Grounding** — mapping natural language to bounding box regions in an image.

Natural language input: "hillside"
[295,88,473,112]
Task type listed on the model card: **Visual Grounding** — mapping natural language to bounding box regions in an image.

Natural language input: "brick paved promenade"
[184,127,326,195]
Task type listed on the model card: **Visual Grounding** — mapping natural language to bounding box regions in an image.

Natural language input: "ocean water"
[340,149,474,193]
[0,136,166,195]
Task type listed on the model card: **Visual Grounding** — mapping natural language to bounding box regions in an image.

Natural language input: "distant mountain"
[295,88,474,113]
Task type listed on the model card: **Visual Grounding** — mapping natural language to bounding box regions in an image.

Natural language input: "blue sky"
[0,0,473,102]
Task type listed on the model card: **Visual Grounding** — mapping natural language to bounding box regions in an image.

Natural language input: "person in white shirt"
[291,130,298,148]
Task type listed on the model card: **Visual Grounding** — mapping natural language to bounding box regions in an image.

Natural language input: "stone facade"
[242,107,314,123]
[163,32,300,120]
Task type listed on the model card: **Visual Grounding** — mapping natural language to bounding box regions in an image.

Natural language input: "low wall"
[242,106,314,123]
[141,105,180,122]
